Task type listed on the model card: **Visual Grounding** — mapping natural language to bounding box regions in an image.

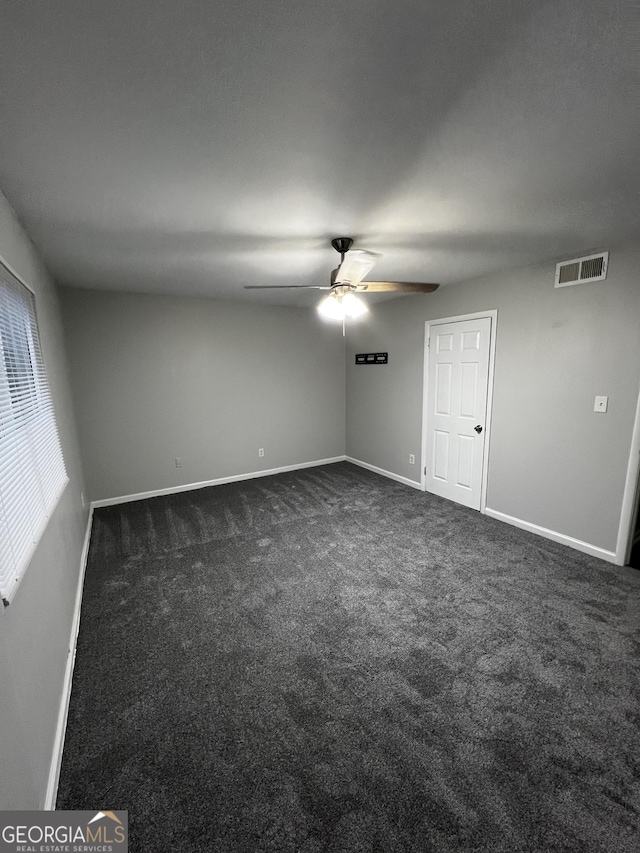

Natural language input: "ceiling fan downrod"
[331,237,354,264]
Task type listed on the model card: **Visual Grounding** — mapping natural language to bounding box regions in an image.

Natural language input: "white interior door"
[425,317,492,510]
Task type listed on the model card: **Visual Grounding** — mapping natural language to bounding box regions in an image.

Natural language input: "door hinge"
[424,466,427,475]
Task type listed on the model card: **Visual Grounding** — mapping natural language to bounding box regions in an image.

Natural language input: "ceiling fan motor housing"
[331,237,354,255]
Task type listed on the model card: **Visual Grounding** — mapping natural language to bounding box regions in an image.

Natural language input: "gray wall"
[346,241,640,554]
[60,289,346,502]
[0,193,88,808]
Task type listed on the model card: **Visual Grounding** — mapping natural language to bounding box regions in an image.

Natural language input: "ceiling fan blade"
[334,250,381,286]
[355,281,440,293]
[244,285,331,289]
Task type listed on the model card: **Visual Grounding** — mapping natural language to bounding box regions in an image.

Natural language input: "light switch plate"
[594,396,608,413]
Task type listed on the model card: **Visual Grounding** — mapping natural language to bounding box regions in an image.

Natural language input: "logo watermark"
[0,811,127,853]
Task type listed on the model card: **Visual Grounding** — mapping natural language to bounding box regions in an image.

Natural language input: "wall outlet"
[594,396,608,413]
[258,448,265,458]
[409,454,415,465]
[175,457,183,468]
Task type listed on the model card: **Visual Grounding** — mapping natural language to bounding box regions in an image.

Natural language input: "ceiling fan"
[245,238,439,330]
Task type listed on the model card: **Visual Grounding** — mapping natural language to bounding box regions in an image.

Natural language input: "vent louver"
[555,252,608,287]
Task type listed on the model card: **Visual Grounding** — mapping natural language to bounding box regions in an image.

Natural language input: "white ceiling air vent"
[555,251,609,287]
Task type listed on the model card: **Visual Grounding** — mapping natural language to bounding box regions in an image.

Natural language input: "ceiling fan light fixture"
[317,292,345,320]
[317,290,368,321]
[341,291,368,318]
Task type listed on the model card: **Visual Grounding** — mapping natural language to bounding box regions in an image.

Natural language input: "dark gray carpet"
[57,462,640,852]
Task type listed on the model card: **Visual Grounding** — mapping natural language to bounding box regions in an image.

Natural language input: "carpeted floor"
[57,462,640,852]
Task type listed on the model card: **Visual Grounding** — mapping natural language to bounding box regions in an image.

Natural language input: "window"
[0,261,68,605]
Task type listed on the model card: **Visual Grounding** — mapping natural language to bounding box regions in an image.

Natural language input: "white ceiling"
[0,0,637,308]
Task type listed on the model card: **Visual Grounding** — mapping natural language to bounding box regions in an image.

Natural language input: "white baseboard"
[44,505,94,810]
[91,457,347,508]
[484,507,616,564]
[345,456,422,491]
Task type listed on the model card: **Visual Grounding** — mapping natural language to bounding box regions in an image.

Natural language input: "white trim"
[485,507,616,564]
[616,381,640,565]
[346,456,422,490]
[91,457,347,508]
[44,504,94,810]
[421,310,498,512]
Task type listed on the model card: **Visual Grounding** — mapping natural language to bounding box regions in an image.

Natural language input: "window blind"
[0,261,68,604]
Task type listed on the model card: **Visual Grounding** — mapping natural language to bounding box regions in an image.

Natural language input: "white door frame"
[421,310,498,513]
[615,381,640,565]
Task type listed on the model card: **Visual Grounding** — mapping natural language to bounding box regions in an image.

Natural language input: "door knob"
[474,425,483,434]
